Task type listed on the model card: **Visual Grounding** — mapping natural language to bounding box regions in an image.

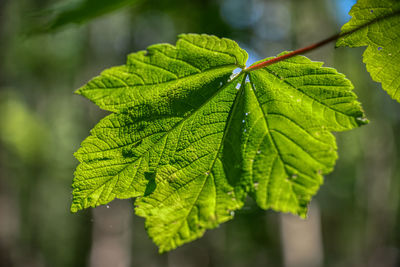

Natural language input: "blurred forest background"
[0,0,399,266]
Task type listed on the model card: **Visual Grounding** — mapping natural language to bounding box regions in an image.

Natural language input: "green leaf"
[336,0,400,102]
[34,0,140,33]
[72,34,367,252]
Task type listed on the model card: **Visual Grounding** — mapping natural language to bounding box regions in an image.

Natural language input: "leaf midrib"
[80,64,240,111]
[82,64,238,92]
[248,74,300,209]
[157,74,247,249]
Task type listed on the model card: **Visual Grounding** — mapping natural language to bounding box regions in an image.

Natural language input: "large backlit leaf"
[72,34,367,252]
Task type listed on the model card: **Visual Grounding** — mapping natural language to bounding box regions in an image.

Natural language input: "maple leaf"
[337,0,400,102]
[72,34,367,252]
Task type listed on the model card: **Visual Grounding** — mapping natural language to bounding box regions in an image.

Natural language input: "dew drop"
[219,82,223,86]
[205,171,210,176]
[245,112,249,116]
[389,53,392,56]
[280,76,284,80]
[244,129,247,132]
[378,47,383,51]
[356,117,368,122]
[291,174,298,179]
[230,211,235,216]
[245,76,250,83]
[106,205,110,209]
[229,72,239,81]
[257,150,261,154]
[370,9,374,13]
[236,83,241,89]
[242,119,245,123]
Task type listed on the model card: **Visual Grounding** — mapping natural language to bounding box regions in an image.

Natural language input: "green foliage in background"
[0,92,48,162]
[337,0,400,102]
[35,0,139,32]
[73,34,367,252]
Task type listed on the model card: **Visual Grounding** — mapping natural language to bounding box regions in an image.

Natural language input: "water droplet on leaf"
[229,72,239,81]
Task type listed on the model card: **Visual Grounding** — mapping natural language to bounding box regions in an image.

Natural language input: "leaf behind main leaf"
[336,0,400,102]
[32,0,140,33]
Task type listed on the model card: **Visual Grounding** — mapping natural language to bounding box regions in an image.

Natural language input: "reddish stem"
[245,9,400,72]
[245,33,340,71]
